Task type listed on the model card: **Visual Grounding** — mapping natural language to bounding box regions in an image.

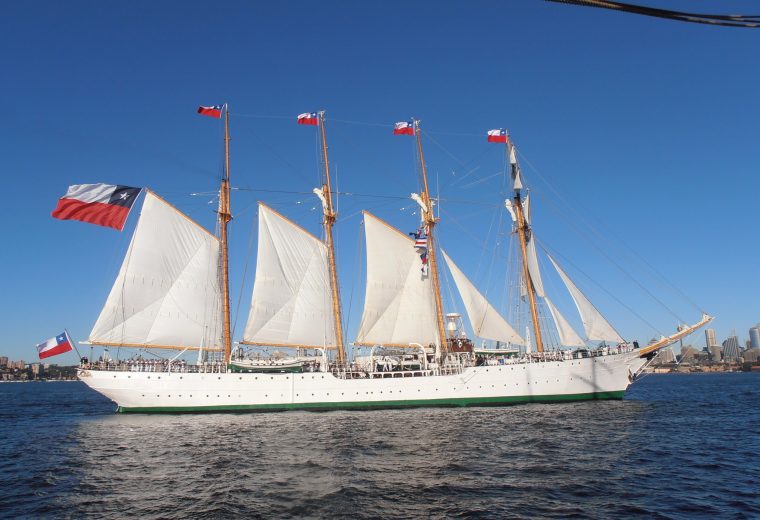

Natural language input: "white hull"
[78,350,649,413]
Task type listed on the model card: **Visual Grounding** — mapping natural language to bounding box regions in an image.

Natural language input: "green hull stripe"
[117,391,625,414]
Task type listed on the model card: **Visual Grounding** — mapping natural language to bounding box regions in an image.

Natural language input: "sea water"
[1,373,759,518]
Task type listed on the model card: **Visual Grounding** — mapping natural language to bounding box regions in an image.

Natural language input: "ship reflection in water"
[3,376,758,518]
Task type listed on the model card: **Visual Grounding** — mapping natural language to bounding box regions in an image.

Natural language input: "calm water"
[1,374,759,519]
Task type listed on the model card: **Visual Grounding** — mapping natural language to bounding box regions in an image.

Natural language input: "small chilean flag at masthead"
[36,332,73,360]
[197,105,223,118]
[52,183,141,231]
[394,121,415,135]
[487,129,509,143]
[297,112,319,125]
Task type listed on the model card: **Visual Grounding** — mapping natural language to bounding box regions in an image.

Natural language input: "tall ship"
[76,106,711,413]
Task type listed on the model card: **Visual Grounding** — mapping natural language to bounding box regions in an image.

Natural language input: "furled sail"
[355,212,439,347]
[90,191,223,349]
[547,255,624,343]
[242,203,336,348]
[544,296,585,347]
[442,251,524,345]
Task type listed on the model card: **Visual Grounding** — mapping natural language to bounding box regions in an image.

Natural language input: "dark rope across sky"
[545,0,760,28]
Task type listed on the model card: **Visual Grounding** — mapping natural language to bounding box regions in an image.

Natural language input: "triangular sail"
[242,204,336,348]
[544,296,585,347]
[547,255,624,343]
[525,234,545,297]
[90,191,223,348]
[355,212,439,347]
[442,251,524,345]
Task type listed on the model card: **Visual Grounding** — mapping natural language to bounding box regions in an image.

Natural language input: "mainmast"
[413,119,447,356]
[317,111,346,364]
[509,138,544,353]
[220,104,233,363]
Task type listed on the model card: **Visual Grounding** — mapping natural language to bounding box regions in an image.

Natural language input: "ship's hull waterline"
[78,350,649,414]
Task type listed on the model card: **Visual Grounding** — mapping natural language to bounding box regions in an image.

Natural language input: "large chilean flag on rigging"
[36,332,73,360]
[52,183,141,231]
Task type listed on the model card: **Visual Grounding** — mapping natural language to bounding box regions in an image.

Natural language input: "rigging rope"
[545,0,760,28]
[516,150,693,322]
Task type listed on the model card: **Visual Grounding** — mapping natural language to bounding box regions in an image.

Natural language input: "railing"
[80,361,228,373]
[80,345,637,376]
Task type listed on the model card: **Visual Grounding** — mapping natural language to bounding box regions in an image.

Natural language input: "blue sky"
[2,1,759,363]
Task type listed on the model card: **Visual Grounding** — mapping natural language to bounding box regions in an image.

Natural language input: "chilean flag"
[393,121,415,135]
[297,112,319,125]
[36,332,73,360]
[197,105,223,118]
[487,129,509,143]
[52,183,141,231]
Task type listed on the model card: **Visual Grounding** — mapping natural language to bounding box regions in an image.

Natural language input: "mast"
[509,139,544,353]
[317,111,346,364]
[220,104,233,363]
[414,119,447,356]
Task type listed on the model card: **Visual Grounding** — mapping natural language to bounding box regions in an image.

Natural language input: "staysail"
[242,204,336,348]
[355,212,439,347]
[89,191,223,349]
[544,296,585,347]
[525,233,545,297]
[442,251,524,345]
[547,255,624,343]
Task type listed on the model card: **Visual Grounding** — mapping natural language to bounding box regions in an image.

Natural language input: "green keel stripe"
[117,391,625,414]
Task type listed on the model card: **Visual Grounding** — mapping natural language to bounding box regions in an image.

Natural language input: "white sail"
[242,204,336,348]
[90,191,223,348]
[525,234,545,297]
[544,296,585,347]
[442,251,524,345]
[524,193,531,223]
[355,212,439,347]
[547,255,624,344]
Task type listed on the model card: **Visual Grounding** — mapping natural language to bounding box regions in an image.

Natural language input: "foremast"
[508,137,544,353]
[413,119,447,358]
[317,111,346,364]
[220,105,233,363]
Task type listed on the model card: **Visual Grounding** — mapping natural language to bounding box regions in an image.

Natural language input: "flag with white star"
[52,183,141,230]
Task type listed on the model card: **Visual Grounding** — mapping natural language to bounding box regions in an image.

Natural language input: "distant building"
[679,345,696,363]
[723,335,741,362]
[744,348,760,363]
[0,356,8,367]
[654,348,675,364]
[705,329,718,349]
[749,325,760,350]
[709,343,722,362]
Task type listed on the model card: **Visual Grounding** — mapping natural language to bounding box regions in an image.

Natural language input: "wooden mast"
[317,111,346,364]
[220,104,233,363]
[509,139,544,353]
[414,119,448,357]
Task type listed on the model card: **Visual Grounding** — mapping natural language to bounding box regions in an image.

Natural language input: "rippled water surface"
[2,374,759,518]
